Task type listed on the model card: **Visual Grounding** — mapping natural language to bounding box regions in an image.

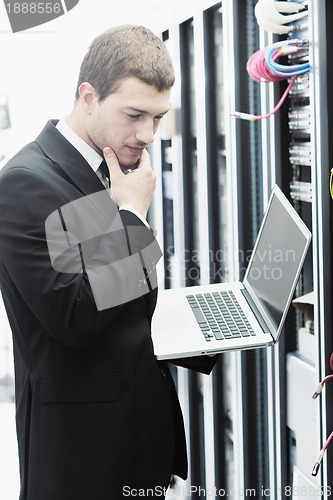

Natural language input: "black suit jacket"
[0,120,200,499]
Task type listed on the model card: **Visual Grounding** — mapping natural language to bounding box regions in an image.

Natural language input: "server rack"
[152,0,332,498]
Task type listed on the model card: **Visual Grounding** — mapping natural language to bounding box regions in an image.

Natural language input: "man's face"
[86,77,171,168]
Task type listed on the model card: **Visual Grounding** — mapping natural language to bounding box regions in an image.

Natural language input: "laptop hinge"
[241,288,272,335]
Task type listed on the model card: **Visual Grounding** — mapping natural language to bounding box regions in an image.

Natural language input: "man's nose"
[136,119,155,145]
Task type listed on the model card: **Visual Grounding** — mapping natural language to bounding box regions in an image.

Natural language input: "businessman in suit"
[0,25,215,499]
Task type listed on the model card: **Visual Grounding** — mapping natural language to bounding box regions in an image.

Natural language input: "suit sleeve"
[170,355,218,375]
[0,167,161,348]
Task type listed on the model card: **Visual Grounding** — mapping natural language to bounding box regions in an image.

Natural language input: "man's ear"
[77,82,98,114]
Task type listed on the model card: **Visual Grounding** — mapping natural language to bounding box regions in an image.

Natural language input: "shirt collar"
[56,118,102,173]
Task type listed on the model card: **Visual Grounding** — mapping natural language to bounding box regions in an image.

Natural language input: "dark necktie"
[98,161,110,188]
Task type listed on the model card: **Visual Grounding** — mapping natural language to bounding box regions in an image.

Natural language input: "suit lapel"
[35,120,104,198]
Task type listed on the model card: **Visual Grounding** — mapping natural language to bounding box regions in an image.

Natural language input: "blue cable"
[265,47,310,78]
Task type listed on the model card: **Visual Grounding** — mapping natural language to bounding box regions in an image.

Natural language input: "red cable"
[233,48,297,121]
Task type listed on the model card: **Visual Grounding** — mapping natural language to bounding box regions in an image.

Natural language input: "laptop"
[152,185,311,360]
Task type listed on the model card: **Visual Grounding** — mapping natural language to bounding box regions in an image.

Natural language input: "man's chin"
[119,159,139,172]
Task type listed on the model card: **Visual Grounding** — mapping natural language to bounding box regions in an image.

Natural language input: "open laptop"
[152,185,311,360]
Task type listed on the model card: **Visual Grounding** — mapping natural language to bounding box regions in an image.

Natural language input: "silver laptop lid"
[243,185,311,342]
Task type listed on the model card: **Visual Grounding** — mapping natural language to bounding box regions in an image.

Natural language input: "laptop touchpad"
[154,310,188,330]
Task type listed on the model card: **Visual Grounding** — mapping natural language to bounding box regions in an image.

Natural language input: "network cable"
[231,39,310,121]
[311,352,333,476]
[311,432,333,477]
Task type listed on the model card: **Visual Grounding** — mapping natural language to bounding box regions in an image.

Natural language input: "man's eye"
[154,116,163,121]
[127,114,140,119]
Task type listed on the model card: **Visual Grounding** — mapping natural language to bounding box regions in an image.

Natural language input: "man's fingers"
[139,148,149,162]
[103,147,120,179]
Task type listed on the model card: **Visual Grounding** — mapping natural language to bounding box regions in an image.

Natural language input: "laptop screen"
[243,186,311,340]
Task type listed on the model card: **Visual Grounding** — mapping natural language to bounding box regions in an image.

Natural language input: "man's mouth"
[126,145,145,156]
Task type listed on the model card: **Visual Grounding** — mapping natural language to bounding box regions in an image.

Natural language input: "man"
[0,25,215,499]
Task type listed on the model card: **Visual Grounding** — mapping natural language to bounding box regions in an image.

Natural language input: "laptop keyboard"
[186,290,255,341]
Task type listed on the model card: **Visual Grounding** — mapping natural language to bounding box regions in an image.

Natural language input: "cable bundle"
[231,39,310,121]
[248,40,309,83]
[254,0,308,35]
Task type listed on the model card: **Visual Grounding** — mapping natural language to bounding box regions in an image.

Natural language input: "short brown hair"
[75,25,175,101]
